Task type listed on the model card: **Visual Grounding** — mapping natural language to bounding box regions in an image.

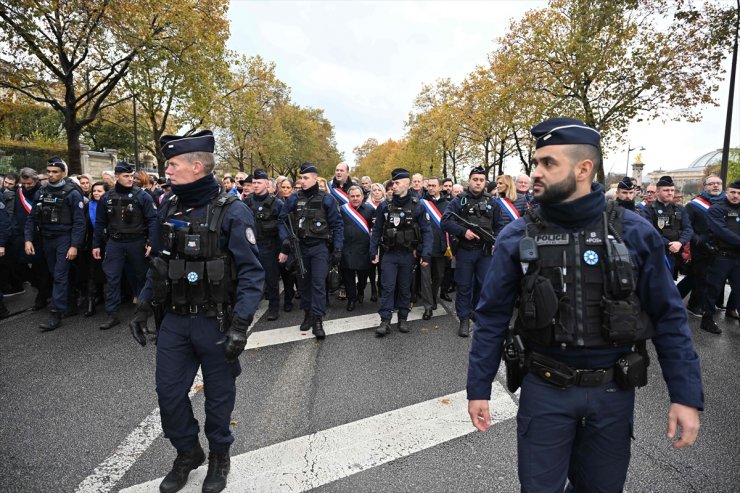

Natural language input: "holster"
[503,341,525,393]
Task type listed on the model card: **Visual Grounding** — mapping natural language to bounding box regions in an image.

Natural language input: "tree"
[0,95,64,142]
[353,138,379,165]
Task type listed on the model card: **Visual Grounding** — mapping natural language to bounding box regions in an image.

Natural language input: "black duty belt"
[109,232,144,241]
[167,304,218,317]
[525,352,614,388]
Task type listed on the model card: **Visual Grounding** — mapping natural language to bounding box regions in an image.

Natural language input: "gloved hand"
[219,315,253,362]
[130,301,153,347]
[331,250,342,266]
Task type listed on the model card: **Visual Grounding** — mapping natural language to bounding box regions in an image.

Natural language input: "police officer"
[639,175,693,284]
[340,185,375,311]
[244,168,283,321]
[129,130,264,493]
[278,162,344,339]
[24,157,86,331]
[92,162,157,329]
[615,176,637,210]
[370,168,432,336]
[441,167,505,337]
[467,117,702,492]
[698,180,740,334]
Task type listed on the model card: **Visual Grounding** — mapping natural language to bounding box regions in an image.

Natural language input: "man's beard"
[533,173,576,204]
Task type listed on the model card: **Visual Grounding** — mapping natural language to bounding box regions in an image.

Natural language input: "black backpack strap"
[208,192,237,233]
[605,201,625,242]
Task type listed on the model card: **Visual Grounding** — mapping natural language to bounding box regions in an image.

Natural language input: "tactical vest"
[382,197,420,250]
[648,202,682,242]
[514,205,654,349]
[713,202,740,253]
[33,182,76,225]
[459,192,494,248]
[293,190,330,241]
[244,194,279,240]
[154,192,237,309]
[105,187,146,239]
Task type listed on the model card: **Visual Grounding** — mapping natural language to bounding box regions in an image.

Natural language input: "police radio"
[604,223,635,299]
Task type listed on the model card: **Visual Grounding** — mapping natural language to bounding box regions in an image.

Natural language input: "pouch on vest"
[518,265,559,331]
[206,259,227,303]
[186,261,206,304]
[602,296,639,343]
[168,259,187,305]
[553,297,577,344]
[150,257,169,304]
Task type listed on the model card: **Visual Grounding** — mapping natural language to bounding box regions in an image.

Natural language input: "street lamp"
[626,144,645,176]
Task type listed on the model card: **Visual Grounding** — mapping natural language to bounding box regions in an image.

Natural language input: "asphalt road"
[1,285,738,492]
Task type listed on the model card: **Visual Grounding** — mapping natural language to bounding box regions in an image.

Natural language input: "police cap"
[617,177,635,190]
[656,175,674,187]
[728,180,740,190]
[469,166,486,178]
[253,168,269,180]
[47,156,67,172]
[160,130,215,160]
[299,162,318,175]
[115,161,134,174]
[391,168,410,180]
[531,117,600,149]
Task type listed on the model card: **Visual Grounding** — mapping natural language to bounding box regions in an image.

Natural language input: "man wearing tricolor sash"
[328,161,352,206]
[340,186,375,311]
[418,176,449,320]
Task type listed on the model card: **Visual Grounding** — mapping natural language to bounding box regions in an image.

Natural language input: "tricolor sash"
[421,198,443,229]
[329,182,349,204]
[341,203,370,235]
[690,196,711,212]
[18,187,33,214]
[366,200,380,210]
[497,197,520,221]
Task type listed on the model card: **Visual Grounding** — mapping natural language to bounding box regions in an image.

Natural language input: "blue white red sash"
[690,196,711,212]
[18,187,32,214]
[365,200,380,210]
[329,182,349,204]
[341,203,370,235]
[497,197,520,221]
[421,198,443,229]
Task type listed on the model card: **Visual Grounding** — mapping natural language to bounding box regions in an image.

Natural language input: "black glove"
[219,315,253,362]
[331,250,342,265]
[129,301,153,347]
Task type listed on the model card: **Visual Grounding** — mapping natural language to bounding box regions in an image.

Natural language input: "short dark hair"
[442,177,453,185]
[568,144,602,179]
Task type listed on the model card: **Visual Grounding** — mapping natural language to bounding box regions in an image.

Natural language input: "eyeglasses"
[706,182,722,186]
[646,190,656,194]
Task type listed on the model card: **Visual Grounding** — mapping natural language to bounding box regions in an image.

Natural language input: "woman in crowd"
[495,174,528,219]
[275,176,299,311]
[368,183,385,209]
[317,176,328,192]
[81,181,110,316]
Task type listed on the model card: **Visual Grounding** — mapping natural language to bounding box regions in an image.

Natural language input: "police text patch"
[535,234,569,246]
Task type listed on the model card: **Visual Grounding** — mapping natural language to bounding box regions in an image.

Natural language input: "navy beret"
[617,177,635,190]
[300,163,318,175]
[728,180,740,190]
[469,166,486,178]
[47,156,67,172]
[531,117,600,149]
[656,175,674,187]
[253,168,269,180]
[391,168,410,180]
[114,161,134,174]
[160,130,215,160]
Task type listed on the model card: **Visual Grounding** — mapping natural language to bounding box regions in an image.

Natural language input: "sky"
[227,0,740,179]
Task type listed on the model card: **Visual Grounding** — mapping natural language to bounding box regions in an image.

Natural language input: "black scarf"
[616,198,635,211]
[392,192,412,207]
[170,174,220,208]
[115,183,133,194]
[302,182,320,197]
[538,183,606,230]
[22,183,40,201]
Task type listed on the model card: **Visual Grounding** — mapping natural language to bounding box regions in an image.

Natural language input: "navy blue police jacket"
[0,194,10,247]
[468,184,704,410]
[138,188,264,322]
[440,191,507,241]
[24,180,86,249]
[706,198,740,248]
[278,185,344,252]
[639,200,694,247]
[92,185,158,250]
[369,193,433,261]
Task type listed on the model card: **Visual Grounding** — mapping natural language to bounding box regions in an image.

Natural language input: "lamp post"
[720,0,740,185]
[626,144,645,176]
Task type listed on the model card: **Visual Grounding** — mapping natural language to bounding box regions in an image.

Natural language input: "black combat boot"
[375,319,391,337]
[299,310,312,331]
[312,317,326,340]
[83,296,96,317]
[370,283,378,302]
[266,311,279,321]
[422,307,433,320]
[700,315,722,335]
[458,319,470,337]
[39,311,62,332]
[202,451,230,493]
[0,299,9,319]
[398,319,410,333]
[100,313,120,330]
[159,443,206,493]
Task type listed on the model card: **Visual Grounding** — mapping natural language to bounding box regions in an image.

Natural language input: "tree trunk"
[65,122,83,175]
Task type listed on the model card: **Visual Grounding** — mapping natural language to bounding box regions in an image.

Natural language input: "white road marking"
[248,306,448,348]
[121,382,517,493]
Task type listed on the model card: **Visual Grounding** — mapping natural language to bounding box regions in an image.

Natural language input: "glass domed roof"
[688,149,740,168]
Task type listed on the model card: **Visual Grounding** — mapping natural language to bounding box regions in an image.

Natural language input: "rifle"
[285,214,307,278]
[447,212,495,244]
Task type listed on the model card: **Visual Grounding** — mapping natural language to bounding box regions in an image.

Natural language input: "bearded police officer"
[278,162,344,339]
[441,166,506,337]
[92,161,157,329]
[243,168,283,321]
[24,157,86,331]
[130,130,264,493]
[467,118,702,492]
[370,168,432,336]
[615,176,637,210]
[698,180,740,334]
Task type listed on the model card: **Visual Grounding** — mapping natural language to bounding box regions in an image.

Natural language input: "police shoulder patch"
[246,226,256,244]
[78,201,84,208]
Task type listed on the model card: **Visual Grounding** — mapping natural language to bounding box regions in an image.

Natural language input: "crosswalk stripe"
[120,382,517,492]
[247,306,448,349]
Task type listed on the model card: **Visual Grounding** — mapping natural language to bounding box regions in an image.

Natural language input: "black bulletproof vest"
[714,201,740,252]
[647,202,682,242]
[294,190,330,241]
[244,194,279,240]
[33,182,75,225]
[105,187,145,238]
[382,197,420,250]
[155,193,236,307]
[460,192,494,247]
[514,207,654,348]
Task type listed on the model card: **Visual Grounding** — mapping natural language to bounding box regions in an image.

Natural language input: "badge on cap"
[187,271,199,283]
[583,250,599,265]
[246,227,256,244]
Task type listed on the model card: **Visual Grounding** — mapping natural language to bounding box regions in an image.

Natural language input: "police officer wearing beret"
[441,166,506,337]
[278,163,344,339]
[698,179,740,334]
[615,176,637,210]
[467,117,703,492]
[243,168,283,321]
[24,157,86,331]
[370,168,432,336]
[92,161,157,330]
[130,130,265,493]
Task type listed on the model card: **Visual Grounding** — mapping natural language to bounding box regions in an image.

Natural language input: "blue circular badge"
[400,212,405,217]
[187,271,199,283]
[583,250,599,266]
